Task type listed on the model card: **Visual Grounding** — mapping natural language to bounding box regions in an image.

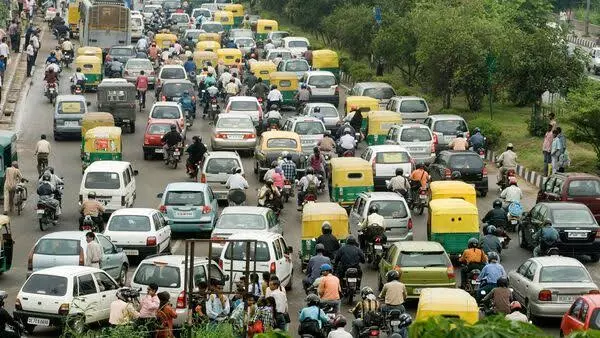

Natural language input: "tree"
[408,316,550,338]
[322,4,375,59]
[565,79,600,170]
[372,18,420,86]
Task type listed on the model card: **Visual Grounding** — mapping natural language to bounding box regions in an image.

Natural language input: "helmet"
[170,124,177,131]
[416,163,425,169]
[395,168,404,176]
[315,243,325,252]
[76,67,82,72]
[474,127,481,134]
[333,315,347,328]
[486,225,497,235]
[322,221,332,233]
[451,171,461,180]
[232,167,242,174]
[313,106,320,113]
[369,205,379,214]
[306,293,320,306]
[324,130,331,136]
[488,251,499,262]
[507,143,514,149]
[320,263,332,272]
[42,173,51,181]
[301,84,307,89]
[386,269,400,282]
[509,176,517,185]
[50,51,56,56]
[468,237,478,248]
[360,286,374,299]
[271,104,279,110]
[343,129,351,135]
[88,192,96,199]
[399,313,413,327]
[306,167,315,175]
[510,301,522,311]
[313,146,319,154]
[493,199,502,208]
[497,276,509,287]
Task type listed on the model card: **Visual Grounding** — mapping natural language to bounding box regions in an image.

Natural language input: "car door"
[510,260,531,303]
[122,168,133,207]
[206,187,218,218]
[349,196,366,233]
[152,212,170,253]
[562,298,586,335]
[271,238,286,282]
[522,261,538,303]
[97,234,120,279]
[93,271,119,321]
[73,273,101,322]
[381,245,397,278]
[278,237,293,283]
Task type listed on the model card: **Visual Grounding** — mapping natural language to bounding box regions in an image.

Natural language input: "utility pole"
[585,0,591,36]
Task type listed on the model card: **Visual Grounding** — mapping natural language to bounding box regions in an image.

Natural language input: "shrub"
[467,117,503,148]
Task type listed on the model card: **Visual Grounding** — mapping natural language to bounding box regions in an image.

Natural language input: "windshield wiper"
[423,263,447,267]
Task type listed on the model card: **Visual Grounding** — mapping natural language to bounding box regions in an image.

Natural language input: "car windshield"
[132,17,143,26]
[370,201,408,218]
[133,263,181,288]
[230,100,258,111]
[551,209,596,225]
[185,31,203,39]
[568,180,600,197]
[236,39,254,46]
[285,60,309,71]
[400,128,432,142]
[216,214,267,230]
[434,120,468,134]
[22,275,68,296]
[110,48,134,56]
[162,83,194,96]
[217,117,253,129]
[448,154,483,169]
[126,59,152,69]
[108,215,151,231]
[35,239,79,255]
[311,106,338,117]
[232,31,253,38]
[308,75,335,87]
[288,40,308,48]
[148,123,176,134]
[85,172,121,189]
[294,122,324,135]
[376,151,411,164]
[400,100,428,113]
[143,6,158,12]
[202,23,222,33]
[268,52,291,60]
[205,158,240,174]
[224,241,270,261]
[165,191,204,206]
[363,87,395,100]
[266,138,297,149]
[151,106,181,119]
[398,251,448,267]
[539,266,591,283]
[161,68,186,79]
[57,101,84,114]
[171,15,188,23]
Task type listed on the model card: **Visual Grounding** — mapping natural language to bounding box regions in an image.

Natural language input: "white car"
[224,96,263,126]
[265,48,293,62]
[282,116,326,153]
[219,232,294,290]
[14,266,119,334]
[361,145,413,190]
[201,151,244,201]
[131,12,144,39]
[130,255,229,327]
[385,124,436,165]
[281,36,309,57]
[301,71,339,105]
[157,65,188,89]
[103,208,172,259]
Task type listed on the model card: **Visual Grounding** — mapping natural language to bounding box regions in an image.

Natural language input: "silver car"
[201,151,244,201]
[282,116,326,153]
[230,28,254,40]
[267,31,289,47]
[28,231,129,284]
[224,96,262,126]
[423,114,469,152]
[234,37,256,55]
[349,192,413,243]
[509,256,599,321]
[211,113,257,152]
[385,124,436,164]
[123,58,156,86]
[350,82,396,109]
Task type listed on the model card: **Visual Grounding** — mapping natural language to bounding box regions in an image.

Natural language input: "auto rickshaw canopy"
[428,198,479,233]
[416,288,479,325]
[429,181,477,206]
[301,202,349,240]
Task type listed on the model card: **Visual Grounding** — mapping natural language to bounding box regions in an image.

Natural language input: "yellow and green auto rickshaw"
[365,110,402,145]
[82,126,122,172]
[198,32,222,43]
[300,202,349,268]
[77,46,102,60]
[217,48,243,66]
[256,19,278,43]
[269,72,299,106]
[329,157,374,209]
[429,181,477,206]
[250,61,277,85]
[427,198,480,259]
[214,11,234,31]
[0,215,14,274]
[344,96,379,114]
[416,288,479,325]
[154,33,178,49]
[312,49,339,80]
[193,51,218,71]
[195,40,221,52]
[67,0,81,38]
[0,130,17,193]
[223,4,244,27]
[80,112,115,159]
[75,55,102,89]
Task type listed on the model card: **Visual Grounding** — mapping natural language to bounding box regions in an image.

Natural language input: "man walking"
[3,162,22,214]
[25,40,34,77]
[85,232,103,268]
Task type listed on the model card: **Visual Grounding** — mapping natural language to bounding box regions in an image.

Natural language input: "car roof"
[428,114,465,120]
[227,231,281,241]
[305,70,335,76]
[111,208,157,217]
[355,82,393,88]
[205,151,241,159]
[394,241,445,252]
[217,113,253,120]
[289,116,324,123]
[396,123,430,129]
[165,182,208,191]
[305,102,336,108]
[229,96,259,102]
[580,294,600,307]
[268,48,292,53]
[161,65,186,69]
[391,95,427,100]
[31,266,103,277]
[367,145,410,152]
[539,202,593,211]
[283,36,309,41]
[530,255,585,267]
[139,254,210,266]
[440,150,481,157]
[110,45,134,50]
[56,95,86,102]
[38,231,87,241]
[85,160,131,171]
[152,101,181,107]
[359,192,406,201]
[221,206,271,215]
[126,58,152,64]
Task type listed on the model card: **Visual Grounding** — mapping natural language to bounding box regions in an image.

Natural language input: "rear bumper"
[412,154,436,165]
[386,230,414,243]
[54,126,82,135]
[114,244,158,258]
[170,220,215,233]
[211,138,257,150]
[557,242,600,256]
[529,300,571,318]
[13,310,67,328]
[309,95,339,105]
[405,282,457,299]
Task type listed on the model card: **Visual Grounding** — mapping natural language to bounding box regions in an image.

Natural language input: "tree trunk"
[443,92,452,109]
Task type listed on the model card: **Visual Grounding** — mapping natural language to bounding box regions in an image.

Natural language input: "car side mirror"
[156,192,163,198]
[133,170,139,176]
[116,247,123,253]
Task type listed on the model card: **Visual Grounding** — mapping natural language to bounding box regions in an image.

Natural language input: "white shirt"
[71,72,86,84]
[500,185,522,203]
[35,139,51,154]
[61,40,74,51]
[161,50,170,61]
[299,174,319,192]
[339,134,355,150]
[109,299,139,325]
[328,328,353,338]
[505,311,528,322]
[267,89,283,102]
[265,110,282,120]
[136,38,148,50]
[31,35,40,49]
[265,287,288,313]
[225,174,249,190]
[219,71,232,86]
[264,43,274,51]
[366,213,385,228]
[46,63,60,73]
[85,241,103,266]
[26,44,34,56]
[0,43,9,57]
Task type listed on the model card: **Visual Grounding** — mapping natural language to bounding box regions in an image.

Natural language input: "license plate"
[36,209,45,214]
[374,245,383,250]
[123,249,139,255]
[558,295,576,303]
[27,317,50,326]
[155,148,163,153]
[65,121,78,127]
[284,185,291,189]
[568,232,588,238]
[411,148,425,152]
[174,150,181,155]
[347,278,357,282]
[176,211,193,217]
[471,280,480,285]
[413,288,421,295]
[228,135,243,140]
[510,220,518,225]
[390,320,401,326]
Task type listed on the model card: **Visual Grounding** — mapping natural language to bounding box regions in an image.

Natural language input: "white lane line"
[171,239,182,253]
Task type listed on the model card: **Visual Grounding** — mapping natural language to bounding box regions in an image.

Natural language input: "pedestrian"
[156,291,177,338]
[542,124,553,176]
[84,232,102,268]
[206,279,230,320]
[265,277,288,330]
[137,283,160,330]
[249,297,275,336]
[34,134,51,175]
[548,112,557,131]
[24,24,33,49]
[30,30,39,63]
[556,127,569,172]
[261,272,270,296]
[25,39,34,77]
[8,20,19,53]
[0,37,9,60]
[3,161,22,214]
[551,129,562,174]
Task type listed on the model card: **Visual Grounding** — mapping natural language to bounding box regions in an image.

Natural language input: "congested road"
[0,24,595,338]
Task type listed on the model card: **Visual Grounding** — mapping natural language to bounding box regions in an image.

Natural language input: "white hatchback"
[361,145,413,191]
[224,96,263,126]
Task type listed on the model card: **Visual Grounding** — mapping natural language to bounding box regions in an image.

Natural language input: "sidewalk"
[0,49,23,117]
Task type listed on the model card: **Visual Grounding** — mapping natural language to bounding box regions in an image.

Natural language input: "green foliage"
[372,18,420,86]
[341,59,373,82]
[255,331,292,338]
[568,329,600,338]
[186,322,237,337]
[322,4,375,59]
[565,79,600,169]
[408,315,550,338]
[468,117,503,148]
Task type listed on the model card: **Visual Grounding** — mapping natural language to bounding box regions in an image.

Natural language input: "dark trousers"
[27,55,34,76]
[10,34,19,53]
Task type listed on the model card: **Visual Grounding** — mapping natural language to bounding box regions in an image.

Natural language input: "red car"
[560,294,600,336]
[537,173,600,222]
[143,119,182,160]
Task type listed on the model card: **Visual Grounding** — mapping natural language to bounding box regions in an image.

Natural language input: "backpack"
[298,318,321,337]
[363,309,384,327]
[306,175,318,194]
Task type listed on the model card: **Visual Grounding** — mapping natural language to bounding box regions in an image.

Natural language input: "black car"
[428,150,488,196]
[518,202,600,261]
[158,80,196,104]
[106,46,137,64]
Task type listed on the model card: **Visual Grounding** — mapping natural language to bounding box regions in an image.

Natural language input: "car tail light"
[27,248,34,271]
[446,264,455,279]
[590,290,600,294]
[121,196,126,206]
[407,218,413,230]
[176,291,186,309]
[147,236,157,246]
[79,246,85,266]
[596,231,600,238]
[433,133,438,144]
[124,70,129,76]
[159,205,166,213]
[215,133,227,139]
[444,168,452,179]
[161,95,166,101]
[482,167,488,178]
[15,298,22,311]
[58,303,70,315]
[200,174,206,183]
[243,133,256,139]
[538,290,552,301]
[150,70,155,75]
[270,262,276,274]
[369,329,380,336]
[218,259,223,269]
[430,142,436,154]
[202,205,212,214]
[371,158,376,175]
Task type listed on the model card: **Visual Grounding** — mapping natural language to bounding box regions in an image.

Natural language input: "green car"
[378,241,456,299]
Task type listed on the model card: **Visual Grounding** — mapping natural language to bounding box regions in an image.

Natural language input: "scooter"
[37,199,57,231]
[62,52,73,68]
[282,179,293,203]
[45,82,58,104]
[165,145,181,169]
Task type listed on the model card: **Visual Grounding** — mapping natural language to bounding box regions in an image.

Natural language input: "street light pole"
[585,0,591,36]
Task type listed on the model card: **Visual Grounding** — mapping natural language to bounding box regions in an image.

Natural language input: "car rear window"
[266,138,297,149]
[110,48,134,56]
[398,251,449,267]
[126,60,152,69]
[217,117,253,129]
[312,106,338,117]
[185,30,203,39]
[57,101,84,114]
[22,275,68,296]
[223,241,270,261]
[35,239,80,255]
[294,122,324,135]
[363,87,395,100]
[132,17,143,26]
[108,215,151,231]
[230,101,258,111]
[271,32,288,39]
[216,214,266,230]
[148,123,177,134]
[308,75,335,87]
[375,152,411,164]
[202,23,222,33]
[400,128,431,142]
[370,201,408,219]
[288,40,308,48]
[171,14,188,23]
[165,191,204,206]
[160,68,186,79]
[551,209,596,226]
[539,266,591,283]
[162,83,194,96]
[85,172,121,189]
[285,60,309,71]
[448,154,483,169]
[151,106,181,119]
[399,100,428,113]
[235,38,254,46]
[433,120,468,134]
[568,180,600,197]
[205,158,240,174]
[134,263,181,288]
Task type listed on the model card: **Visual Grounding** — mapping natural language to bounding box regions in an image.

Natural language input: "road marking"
[171,239,181,253]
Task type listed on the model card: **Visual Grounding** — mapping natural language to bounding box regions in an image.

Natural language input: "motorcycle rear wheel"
[39,218,47,231]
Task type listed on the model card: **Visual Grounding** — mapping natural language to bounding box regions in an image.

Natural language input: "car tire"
[479,190,487,197]
[118,264,127,286]
[518,226,527,249]
[526,301,538,325]
[285,270,293,291]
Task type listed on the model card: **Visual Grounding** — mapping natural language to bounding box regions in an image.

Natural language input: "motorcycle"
[496,166,516,191]
[282,179,293,203]
[386,310,410,337]
[506,201,523,232]
[62,52,72,68]
[165,145,181,169]
[462,265,482,297]
[411,187,428,216]
[45,82,58,104]
[362,225,386,268]
[343,268,360,305]
[207,96,219,121]
[266,118,279,131]
[81,215,100,232]
[185,109,194,127]
[37,198,57,231]
[186,159,201,180]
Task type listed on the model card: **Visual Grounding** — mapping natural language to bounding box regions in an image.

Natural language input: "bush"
[468,117,503,148]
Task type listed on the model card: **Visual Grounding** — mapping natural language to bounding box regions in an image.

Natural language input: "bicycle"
[14,178,28,216]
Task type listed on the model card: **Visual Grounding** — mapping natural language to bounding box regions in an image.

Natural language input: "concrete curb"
[568,34,596,48]
[485,150,547,190]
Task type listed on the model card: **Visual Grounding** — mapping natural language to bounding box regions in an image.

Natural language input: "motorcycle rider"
[505,301,528,322]
[500,176,522,207]
[329,315,352,338]
[70,67,86,94]
[39,166,63,194]
[135,70,149,108]
[263,103,282,130]
[481,276,512,315]
[257,178,281,210]
[280,153,297,183]
[334,235,365,282]
[79,192,105,231]
[448,131,468,150]
[266,84,283,111]
[250,77,269,100]
[496,143,518,185]
[161,124,183,162]
[225,78,240,100]
[298,294,329,338]
[225,167,249,205]
[482,199,508,229]
[379,270,407,315]
[476,252,506,301]
[37,172,60,217]
[296,167,319,210]
[308,146,327,178]
[243,71,257,94]
[317,263,342,314]
[0,291,21,337]
[61,37,74,59]
[533,220,559,257]
[183,56,195,74]
[480,225,502,255]
[295,84,310,109]
[148,42,160,64]
[316,221,340,260]
[350,287,381,338]
[204,79,219,115]
[54,46,63,64]
[106,58,123,77]
[318,130,336,154]
[263,161,278,182]
[469,127,485,151]
[387,168,411,200]
[359,205,386,250]
[179,90,196,118]
[303,243,331,292]
[310,106,325,122]
[337,129,356,156]
[185,136,207,177]
[459,238,488,288]
[336,122,356,140]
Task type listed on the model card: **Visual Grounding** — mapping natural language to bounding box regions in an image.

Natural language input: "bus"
[79,0,131,52]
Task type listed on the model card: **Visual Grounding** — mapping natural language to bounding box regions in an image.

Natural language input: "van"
[351,82,396,109]
[130,12,144,40]
[53,95,90,140]
[386,96,430,123]
[79,161,138,215]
